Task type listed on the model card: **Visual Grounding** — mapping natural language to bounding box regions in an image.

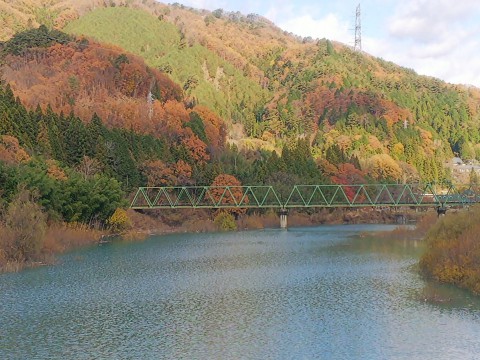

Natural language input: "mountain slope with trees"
[3,1,480,190]
[63,6,268,128]
[59,4,480,182]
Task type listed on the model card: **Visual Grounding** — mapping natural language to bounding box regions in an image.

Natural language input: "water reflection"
[1,224,480,359]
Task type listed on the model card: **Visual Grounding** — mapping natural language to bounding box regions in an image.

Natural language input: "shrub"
[2,189,46,262]
[419,206,480,294]
[214,212,237,231]
[106,208,131,232]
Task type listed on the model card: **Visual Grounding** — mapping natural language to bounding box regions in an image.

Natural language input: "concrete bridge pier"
[394,213,407,224]
[280,208,288,229]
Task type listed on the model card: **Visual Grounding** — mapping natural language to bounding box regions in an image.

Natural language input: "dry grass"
[0,222,103,273]
[238,211,281,230]
[238,215,265,230]
[44,223,102,254]
[420,206,480,295]
[414,211,439,234]
[182,218,216,233]
[0,258,24,273]
[288,212,314,227]
[370,210,437,240]
[119,230,148,242]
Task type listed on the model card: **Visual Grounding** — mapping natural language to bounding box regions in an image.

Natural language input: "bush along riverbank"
[0,189,110,273]
[420,205,480,295]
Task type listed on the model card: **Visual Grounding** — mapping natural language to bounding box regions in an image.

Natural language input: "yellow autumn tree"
[106,208,131,232]
[366,154,402,182]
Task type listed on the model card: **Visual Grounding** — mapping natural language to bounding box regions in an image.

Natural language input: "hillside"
[1,27,185,133]
[2,0,480,186]
[61,4,480,182]
[0,0,167,41]
[0,26,235,192]
[63,7,267,125]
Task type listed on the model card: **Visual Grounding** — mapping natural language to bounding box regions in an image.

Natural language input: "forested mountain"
[3,0,480,182]
[1,0,480,237]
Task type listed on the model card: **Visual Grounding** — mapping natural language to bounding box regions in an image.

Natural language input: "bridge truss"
[130,183,480,210]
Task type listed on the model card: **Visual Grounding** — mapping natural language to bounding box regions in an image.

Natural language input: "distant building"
[454,165,480,174]
[446,157,480,183]
[451,157,463,165]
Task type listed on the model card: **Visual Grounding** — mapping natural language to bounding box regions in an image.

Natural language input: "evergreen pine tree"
[36,120,52,157]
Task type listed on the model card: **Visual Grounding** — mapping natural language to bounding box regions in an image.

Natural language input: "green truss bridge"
[130,183,480,224]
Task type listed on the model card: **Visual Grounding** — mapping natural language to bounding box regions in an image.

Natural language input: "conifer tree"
[36,120,52,157]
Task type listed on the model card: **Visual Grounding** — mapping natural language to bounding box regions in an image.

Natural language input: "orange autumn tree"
[161,100,190,139]
[366,154,402,182]
[189,105,227,150]
[181,128,210,165]
[0,135,30,165]
[141,160,193,186]
[173,160,193,185]
[209,174,248,215]
[141,160,176,186]
[46,160,68,181]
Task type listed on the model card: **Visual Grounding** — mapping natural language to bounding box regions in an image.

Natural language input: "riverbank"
[420,205,480,295]
[0,207,430,274]
[0,223,103,273]
[126,207,429,236]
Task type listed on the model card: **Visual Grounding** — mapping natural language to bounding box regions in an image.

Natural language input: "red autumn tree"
[141,160,176,186]
[331,163,366,201]
[181,129,210,165]
[210,174,248,215]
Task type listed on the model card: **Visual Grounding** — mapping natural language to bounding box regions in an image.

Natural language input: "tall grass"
[0,222,102,273]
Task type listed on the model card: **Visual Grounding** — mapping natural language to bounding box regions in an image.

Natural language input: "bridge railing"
[130,183,479,210]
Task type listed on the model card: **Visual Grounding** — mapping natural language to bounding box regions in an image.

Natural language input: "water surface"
[2,224,480,359]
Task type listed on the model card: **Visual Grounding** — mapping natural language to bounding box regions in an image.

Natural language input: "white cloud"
[388,0,478,42]
[371,0,480,86]
[365,36,480,87]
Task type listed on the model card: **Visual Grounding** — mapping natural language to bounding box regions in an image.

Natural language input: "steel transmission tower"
[354,4,362,51]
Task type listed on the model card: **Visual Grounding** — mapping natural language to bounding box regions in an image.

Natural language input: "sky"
[172,0,480,88]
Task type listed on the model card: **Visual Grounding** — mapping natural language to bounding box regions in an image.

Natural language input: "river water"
[2,224,480,359]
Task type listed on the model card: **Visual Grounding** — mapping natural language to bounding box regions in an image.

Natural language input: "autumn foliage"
[210,174,248,215]
[420,206,480,295]
[3,40,183,133]
[365,154,402,182]
[2,30,227,181]
[141,160,193,186]
[331,163,366,201]
[0,135,30,165]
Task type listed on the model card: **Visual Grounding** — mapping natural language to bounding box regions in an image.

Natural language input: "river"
[2,224,480,359]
